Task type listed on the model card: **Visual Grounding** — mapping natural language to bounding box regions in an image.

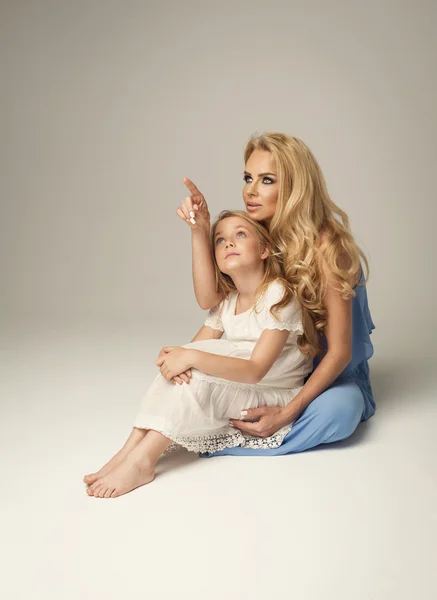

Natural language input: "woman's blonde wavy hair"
[210,210,303,343]
[243,132,370,357]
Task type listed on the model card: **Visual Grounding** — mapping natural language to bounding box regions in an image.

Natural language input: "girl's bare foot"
[83,428,148,485]
[86,456,155,498]
[83,448,132,485]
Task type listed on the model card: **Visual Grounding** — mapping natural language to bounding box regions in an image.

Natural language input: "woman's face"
[243,150,279,224]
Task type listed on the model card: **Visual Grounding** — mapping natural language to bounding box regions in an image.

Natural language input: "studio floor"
[1,326,436,600]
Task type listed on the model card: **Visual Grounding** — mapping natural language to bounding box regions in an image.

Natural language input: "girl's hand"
[230,406,296,438]
[157,347,192,385]
[176,178,210,231]
[155,347,194,383]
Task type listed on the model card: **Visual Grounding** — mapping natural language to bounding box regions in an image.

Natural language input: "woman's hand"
[155,347,194,383]
[156,347,192,385]
[230,405,299,438]
[176,178,210,231]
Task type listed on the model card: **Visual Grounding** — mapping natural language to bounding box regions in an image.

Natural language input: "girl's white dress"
[134,280,313,453]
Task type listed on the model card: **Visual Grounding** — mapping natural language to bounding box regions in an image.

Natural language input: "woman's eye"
[243,175,274,184]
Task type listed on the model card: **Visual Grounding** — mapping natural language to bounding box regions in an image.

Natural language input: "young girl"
[84,210,313,498]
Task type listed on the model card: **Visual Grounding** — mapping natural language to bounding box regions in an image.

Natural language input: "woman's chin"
[244,208,270,223]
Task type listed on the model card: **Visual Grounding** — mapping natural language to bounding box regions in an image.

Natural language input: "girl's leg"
[200,381,367,457]
[83,427,148,484]
[87,430,173,498]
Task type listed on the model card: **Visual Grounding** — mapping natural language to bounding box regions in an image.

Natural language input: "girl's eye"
[236,231,246,238]
[216,237,224,245]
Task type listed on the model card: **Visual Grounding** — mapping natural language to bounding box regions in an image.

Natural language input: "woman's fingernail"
[194,205,199,210]
[240,410,248,416]
[190,218,196,224]
[189,211,195,218]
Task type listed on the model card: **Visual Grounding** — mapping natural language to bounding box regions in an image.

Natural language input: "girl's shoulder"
[262,279,288,306]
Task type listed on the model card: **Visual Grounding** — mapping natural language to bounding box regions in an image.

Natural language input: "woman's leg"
[87,429,173,498]
[83,427,148,484]
[200,381,366,457]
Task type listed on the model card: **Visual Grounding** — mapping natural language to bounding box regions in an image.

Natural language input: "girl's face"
[243,150,279,224]
[214,216,268,276]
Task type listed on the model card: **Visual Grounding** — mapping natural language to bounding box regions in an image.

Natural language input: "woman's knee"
[306,383,364,441]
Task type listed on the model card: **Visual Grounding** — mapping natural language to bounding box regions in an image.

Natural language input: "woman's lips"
[246,202,262,212]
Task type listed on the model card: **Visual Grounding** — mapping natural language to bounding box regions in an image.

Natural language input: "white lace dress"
[134,280,313,453]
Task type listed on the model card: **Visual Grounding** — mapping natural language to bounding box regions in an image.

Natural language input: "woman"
[174,132,375,457]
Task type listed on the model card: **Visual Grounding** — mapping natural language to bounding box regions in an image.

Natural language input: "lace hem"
[163,425,292,455]
[204,318,225,332]
[263,320,303,335]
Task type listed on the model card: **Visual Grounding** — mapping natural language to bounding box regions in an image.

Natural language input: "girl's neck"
[232,268,265,302]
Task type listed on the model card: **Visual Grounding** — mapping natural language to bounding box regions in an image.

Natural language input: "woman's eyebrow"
[244,170,276,177]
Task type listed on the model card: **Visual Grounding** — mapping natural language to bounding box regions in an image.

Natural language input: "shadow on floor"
[308,358,434,453]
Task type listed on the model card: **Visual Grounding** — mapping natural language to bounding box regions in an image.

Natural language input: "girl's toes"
[97,487,108,498]
[88,481,101,496]
[83,474,97,484]
[92,484,104,497]
[104,488,114,498]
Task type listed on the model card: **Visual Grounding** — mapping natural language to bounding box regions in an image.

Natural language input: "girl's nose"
[225,240,235,248]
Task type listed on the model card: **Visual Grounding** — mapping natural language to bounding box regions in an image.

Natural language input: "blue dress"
[200,270,375,457]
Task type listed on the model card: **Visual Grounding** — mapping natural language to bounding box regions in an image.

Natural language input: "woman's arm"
[281,274,352,422]
[176,178,224,310]
[188,328,290,384]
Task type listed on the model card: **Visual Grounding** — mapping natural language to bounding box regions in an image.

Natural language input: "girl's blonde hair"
[210,210,308,351]
[244,132,370,357]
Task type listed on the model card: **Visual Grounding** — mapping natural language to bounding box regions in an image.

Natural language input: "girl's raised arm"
[176,178,224,310]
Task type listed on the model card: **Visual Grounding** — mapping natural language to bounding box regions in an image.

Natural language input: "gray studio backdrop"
[1,0,436,363]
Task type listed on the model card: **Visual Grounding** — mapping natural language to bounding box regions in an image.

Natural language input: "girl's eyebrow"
[244,170,276,177]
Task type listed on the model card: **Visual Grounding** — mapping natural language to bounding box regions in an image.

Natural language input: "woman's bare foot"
[83,428,148,485]
[86,455,155,498]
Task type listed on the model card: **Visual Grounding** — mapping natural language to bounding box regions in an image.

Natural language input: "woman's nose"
[248,182,258,195]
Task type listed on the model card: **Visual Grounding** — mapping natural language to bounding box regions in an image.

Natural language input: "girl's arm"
[158,325,223,384]
[176,178,224,310]
[191,229,224,310]
[190,324,224,342]
[187,328,290,384]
